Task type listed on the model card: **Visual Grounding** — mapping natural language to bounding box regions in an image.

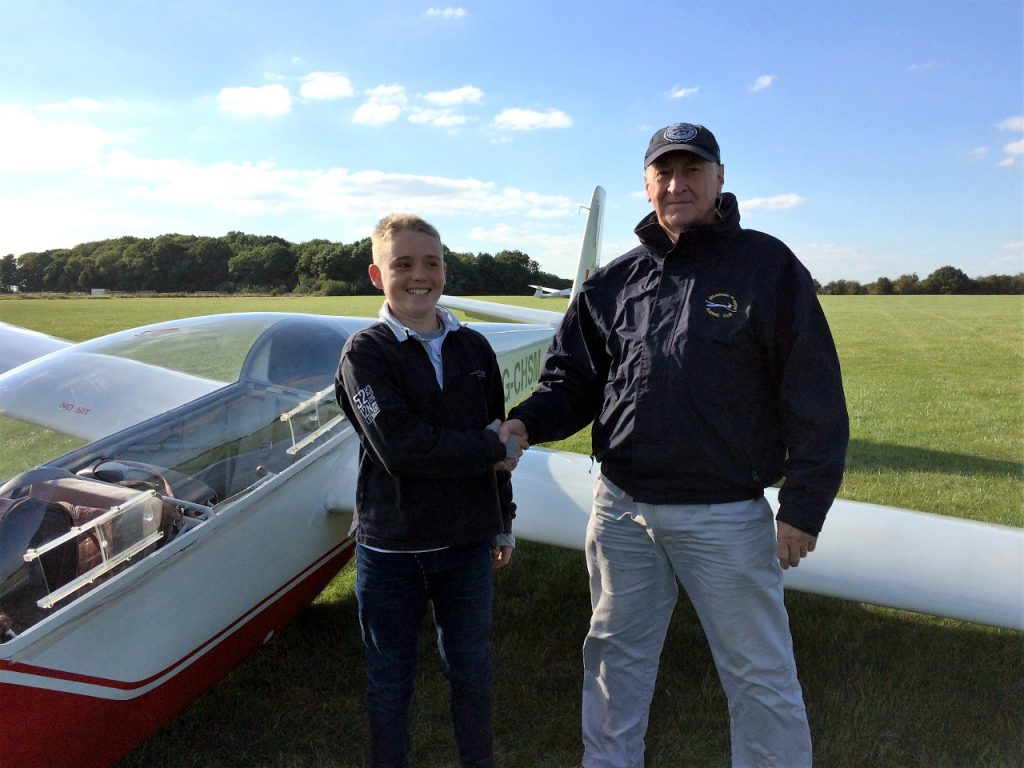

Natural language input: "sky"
[1,0,1022,285]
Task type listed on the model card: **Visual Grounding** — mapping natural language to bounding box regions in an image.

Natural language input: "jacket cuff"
[484,429,507,464]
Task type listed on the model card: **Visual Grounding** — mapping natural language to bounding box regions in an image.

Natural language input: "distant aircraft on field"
[529,284,571,298]
[0,186,1020,768]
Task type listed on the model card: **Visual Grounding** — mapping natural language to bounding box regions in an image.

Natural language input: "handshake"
[486,418,530,472]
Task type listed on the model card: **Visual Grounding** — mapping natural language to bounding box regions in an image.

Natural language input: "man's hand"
[777,521,817,569]
[500,419,530,451]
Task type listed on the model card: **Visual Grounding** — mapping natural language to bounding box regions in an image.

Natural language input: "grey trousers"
[581,473,812,768]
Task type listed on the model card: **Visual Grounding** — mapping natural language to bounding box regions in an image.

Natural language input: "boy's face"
[368,229,446,333]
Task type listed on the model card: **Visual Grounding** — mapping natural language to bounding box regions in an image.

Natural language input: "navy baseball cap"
[644,122,721,166]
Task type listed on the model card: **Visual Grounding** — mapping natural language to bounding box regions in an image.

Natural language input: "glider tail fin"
[569,185,605,303]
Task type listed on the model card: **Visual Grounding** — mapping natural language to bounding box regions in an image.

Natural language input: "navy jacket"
[510,193,848,535]
[336,320,513,551]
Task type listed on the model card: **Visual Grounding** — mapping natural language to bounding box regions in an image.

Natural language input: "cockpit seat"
[265,323,346,393]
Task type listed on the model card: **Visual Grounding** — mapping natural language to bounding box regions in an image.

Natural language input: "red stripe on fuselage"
[0,542,354,768]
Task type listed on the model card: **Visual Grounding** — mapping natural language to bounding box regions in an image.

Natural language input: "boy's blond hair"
[370,213,442,264]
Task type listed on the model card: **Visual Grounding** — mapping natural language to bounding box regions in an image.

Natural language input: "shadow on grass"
[118,545,1024,768]
[847,438,1023,477]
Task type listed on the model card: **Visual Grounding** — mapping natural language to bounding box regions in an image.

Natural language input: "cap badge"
[664,123,698,143]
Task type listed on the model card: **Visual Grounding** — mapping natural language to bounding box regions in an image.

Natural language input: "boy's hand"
[491,545,514,569]
[488,419,522,471]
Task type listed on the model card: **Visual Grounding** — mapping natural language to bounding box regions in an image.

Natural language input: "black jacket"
[336,321,514,551]
[510,193,848,535]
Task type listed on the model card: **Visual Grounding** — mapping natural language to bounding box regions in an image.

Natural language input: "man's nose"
[666,170,686,193]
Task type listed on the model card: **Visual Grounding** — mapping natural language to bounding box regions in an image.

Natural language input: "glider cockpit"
[0,313,361,642]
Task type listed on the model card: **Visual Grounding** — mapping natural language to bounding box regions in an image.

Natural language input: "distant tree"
[42,250,75,292]
[972,273,1024,295]
[0,255,17,292]
[15,251,53,292]
[89,236,141,290]
[184,237,231,290]
[228,240,297,291]
[144,236,190,291]
[474,253,500,294]
[494,250,539,294]
[121,240,159,290]
[442,250,480,295]
[892,273,921,295]
[821,279,864,295]
[867,276,894,295]
[923,265,972,295]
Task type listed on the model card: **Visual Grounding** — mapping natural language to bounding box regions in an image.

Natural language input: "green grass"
[2,295,1022,767]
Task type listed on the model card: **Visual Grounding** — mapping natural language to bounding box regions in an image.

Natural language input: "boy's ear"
[368,263,383,289]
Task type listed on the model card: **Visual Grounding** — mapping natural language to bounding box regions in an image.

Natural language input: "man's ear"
[368,263,383,289]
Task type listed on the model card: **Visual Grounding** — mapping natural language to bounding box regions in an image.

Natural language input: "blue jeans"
[355,542,495,768]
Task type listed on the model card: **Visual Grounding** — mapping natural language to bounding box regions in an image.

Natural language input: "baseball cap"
[644,122,721,167]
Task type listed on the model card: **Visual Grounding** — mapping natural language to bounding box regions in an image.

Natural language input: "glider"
[0,187,1020,768]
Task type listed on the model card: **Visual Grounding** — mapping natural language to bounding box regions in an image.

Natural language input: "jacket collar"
[634,192,741,256]
[378,302,463,342]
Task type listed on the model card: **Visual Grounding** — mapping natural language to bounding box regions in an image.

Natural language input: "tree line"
[1,234,1020,296]
[0,232,571,296]
[817,266,1022,295]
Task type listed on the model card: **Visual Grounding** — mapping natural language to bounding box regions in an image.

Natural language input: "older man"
[503,123,848,767]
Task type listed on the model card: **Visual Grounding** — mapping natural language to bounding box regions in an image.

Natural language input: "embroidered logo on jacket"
[705,293,739,318]
[352,385,381,424]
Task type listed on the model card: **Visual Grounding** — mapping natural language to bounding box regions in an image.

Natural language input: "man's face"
[368,230,446,332]
[644,151,725,242]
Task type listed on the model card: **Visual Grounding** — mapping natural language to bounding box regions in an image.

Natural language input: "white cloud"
[409,108,466,127]
[1001,242,1024,250]
[739,194,806,211]
[966,146,990,159]
[218,85,292,116]
[490,108,572,131]
[39,98,102,113]
[750,75,777,93]
[353,85,407,125]
[299,72,354,101]
[996,116,1023,131]
[0,130,590,267]
[668,86,699,99]
[353,102,402,125]
[425,7,465,19]
[1000,138,1024,167]
[90,154,571,220]
[0,104,123,173]
[469,223,516,240]
[424,86,483,106]
[908,61,939,72]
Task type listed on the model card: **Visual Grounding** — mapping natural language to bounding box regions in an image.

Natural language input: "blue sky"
[1,0,1021,284]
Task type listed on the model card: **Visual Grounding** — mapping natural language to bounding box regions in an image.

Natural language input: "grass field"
[2,294,1022,767]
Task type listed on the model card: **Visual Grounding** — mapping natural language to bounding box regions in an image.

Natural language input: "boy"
[335,213,517,768]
